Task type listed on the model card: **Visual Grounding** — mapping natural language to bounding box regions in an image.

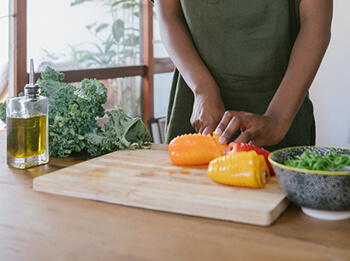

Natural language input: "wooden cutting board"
[33,147,289,226]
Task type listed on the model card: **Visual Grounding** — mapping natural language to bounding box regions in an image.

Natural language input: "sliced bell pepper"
[225,142,274,175]
[168,133,227,166]
[208,150,270,188]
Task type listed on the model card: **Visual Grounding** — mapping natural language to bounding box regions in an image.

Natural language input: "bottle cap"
[24,59,39,98]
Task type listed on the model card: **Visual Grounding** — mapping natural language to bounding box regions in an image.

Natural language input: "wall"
[309,0,350,148]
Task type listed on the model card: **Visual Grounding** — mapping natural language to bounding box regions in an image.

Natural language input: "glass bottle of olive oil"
[6,59,49,169]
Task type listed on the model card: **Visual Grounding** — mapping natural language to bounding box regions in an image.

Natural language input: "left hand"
[214,111,288,147]
[191,91,225,135]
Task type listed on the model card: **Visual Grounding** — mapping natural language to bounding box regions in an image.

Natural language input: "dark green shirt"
[164,0,315,151]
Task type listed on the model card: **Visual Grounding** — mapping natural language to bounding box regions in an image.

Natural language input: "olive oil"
[6,59,49,169]
[7,115,47,158]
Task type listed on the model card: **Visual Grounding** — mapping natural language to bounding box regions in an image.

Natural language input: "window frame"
[13,0,174,124]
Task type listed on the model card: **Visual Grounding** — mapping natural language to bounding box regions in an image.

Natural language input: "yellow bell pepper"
[207,150,270,188]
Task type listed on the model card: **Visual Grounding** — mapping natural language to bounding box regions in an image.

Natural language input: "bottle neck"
[24,85,40,99]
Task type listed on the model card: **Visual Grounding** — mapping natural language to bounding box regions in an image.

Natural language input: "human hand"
[190,92,225,135]
[214,111,288,147]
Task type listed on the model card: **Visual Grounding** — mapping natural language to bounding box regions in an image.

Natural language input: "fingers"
[202,125,216,135]
[198,120,218,135]
[190,114,203,133]
[191,119,201,133]
[191,110,224,135]
[215,111,242,144]
[190,93,226,135]
[231,114,278,147]
[234,130,254,144]
[191,117,216,135]
[191,118,208,133]
[213,110,284,147]
[193,109,271,147]
[215,111,236,135]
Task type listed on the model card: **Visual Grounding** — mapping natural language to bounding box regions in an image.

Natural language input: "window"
[0,0,10,102]
[153,6,173,119]
[154,73,172,118]
[10,0,174,124]
[103,76,142,117]
[28,0,141,71]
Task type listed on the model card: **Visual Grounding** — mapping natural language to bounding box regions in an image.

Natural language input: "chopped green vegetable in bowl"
[268,146,350,214]
[284,149,350,171]
[0,67,152,158]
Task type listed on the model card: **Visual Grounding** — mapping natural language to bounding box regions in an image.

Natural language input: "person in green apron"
[154,0,333,151]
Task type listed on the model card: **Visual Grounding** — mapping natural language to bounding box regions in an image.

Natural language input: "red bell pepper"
[225,142,275,175]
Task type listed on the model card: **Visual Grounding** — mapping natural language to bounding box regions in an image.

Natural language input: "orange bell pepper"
[168,133,227,166]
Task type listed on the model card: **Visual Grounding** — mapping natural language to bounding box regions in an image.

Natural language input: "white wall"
[309,0,350,148]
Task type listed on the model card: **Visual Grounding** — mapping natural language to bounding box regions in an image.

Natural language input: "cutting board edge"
[268,197,290,224]
[33,181,289,227]
[32,148,289,226]
[33,173,286,211]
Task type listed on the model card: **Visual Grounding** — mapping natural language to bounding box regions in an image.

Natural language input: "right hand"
[214,110,287,147]
[190,90,225,135]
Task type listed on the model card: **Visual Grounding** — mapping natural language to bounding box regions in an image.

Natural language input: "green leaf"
[122,35,139,46]
[95,23,109,33]
[122,2,138,9]
[3,67,147,157]
[0,102,6,123]
[70,0,94,7]
[103,35,116,52]
[85,110,151,156]
[119,49,135,58]
[112,19,125,42]
[86,22,97,30]
[112,0,134,7]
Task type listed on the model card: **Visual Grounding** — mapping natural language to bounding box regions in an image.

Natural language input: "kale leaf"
[37,66,65,99]
[0,102,6,123]
[85,110,152,156]
[0,66,151,158]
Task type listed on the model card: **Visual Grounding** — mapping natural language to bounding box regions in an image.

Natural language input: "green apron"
[164,0,315,151]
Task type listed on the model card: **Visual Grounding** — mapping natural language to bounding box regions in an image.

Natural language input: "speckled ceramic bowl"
[268,146,350,220]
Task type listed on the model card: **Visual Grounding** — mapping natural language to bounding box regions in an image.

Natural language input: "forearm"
[265,1,333,134]
[155,1,219,96]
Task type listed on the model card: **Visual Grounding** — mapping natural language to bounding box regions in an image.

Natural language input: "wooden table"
[1,130,349,261]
